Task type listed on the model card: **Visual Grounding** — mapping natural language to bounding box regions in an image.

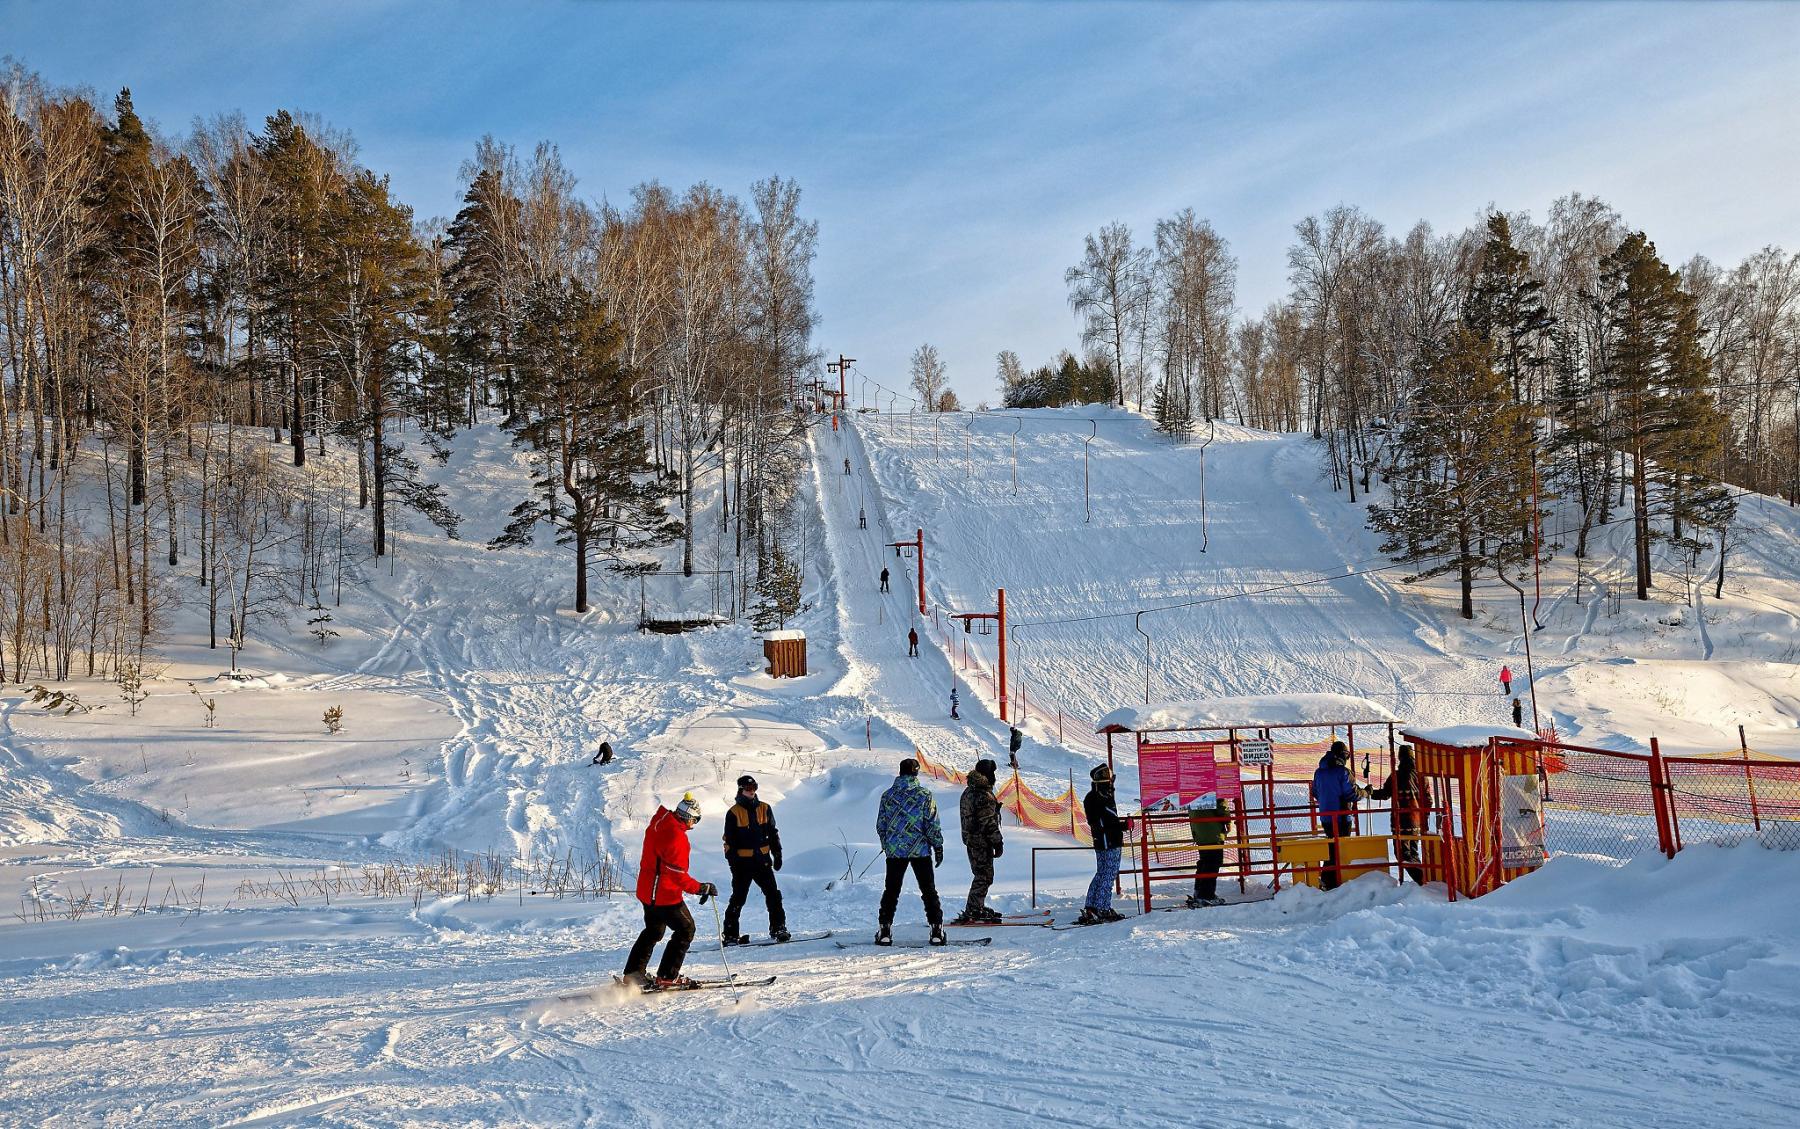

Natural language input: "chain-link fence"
[1665,755,1800,851]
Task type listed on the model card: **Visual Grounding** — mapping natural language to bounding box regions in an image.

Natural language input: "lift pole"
[950,587,1008,722]
[887,528,926,616]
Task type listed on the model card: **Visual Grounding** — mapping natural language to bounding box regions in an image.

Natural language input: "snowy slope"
[2,415,1798,1127]
[852,407,1800,756]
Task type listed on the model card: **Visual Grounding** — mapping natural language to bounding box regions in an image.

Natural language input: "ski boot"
[1073,907,1100,925]
[722,933,751,947]
[977,907,1003,924]
[653,974,701,991]
[622,970,655,990]
[1100,907,1127,923]
[1185,894,1205,909]
[770,928,791,944]
[929,924,948,947]
[949,909,978,926]
[875,923,893,946]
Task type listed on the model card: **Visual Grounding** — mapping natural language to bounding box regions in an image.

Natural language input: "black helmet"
[737,774,758,791]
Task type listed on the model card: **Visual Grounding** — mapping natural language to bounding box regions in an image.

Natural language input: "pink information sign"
[1137,741,1243,811]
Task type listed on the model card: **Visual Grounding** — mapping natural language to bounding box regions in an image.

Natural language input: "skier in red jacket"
[622,793,718,989]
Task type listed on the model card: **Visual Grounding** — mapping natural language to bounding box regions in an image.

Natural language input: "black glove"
[772,851,782,872]
[993,842,1004,859]
[933,846,944,867]
[697,882,717,904]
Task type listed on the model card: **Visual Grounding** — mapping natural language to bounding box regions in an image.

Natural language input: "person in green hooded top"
[1185,791,1232,908]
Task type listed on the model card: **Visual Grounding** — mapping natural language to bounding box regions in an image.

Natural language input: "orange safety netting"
[913,746,1094,844]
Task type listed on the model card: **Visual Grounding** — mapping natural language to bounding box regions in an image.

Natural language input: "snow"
[762,628,806,641]
[1401,723,1541,748]
[2,412,1798,1125]
[1096,692,1399,733]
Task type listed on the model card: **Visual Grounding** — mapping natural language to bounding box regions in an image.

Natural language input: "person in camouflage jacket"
[874,757,947,945]
[953,759,1005,924]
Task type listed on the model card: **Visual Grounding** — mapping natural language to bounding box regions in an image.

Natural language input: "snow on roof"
[1401,724,1539,748]
[763,629,806,641]
[1096,693,1398,733]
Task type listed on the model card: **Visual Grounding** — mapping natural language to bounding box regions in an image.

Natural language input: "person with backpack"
[622,793,718,990]
[1185,791,1232,907]
[1077,764,1127,924]
[952,759,1004,925]
[1312,742,1360,891]
[721,775,789,945]
[875,758,947,946]
[1369,745,1435,885]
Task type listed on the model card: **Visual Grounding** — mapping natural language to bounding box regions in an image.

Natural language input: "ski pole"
[709,896,741,1004]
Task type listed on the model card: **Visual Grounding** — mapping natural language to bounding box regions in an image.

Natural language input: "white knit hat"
[675,793,702,824]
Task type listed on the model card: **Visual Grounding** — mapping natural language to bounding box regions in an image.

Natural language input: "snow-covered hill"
[0,415,1795,1127]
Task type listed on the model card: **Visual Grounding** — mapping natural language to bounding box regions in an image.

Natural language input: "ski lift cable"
[1009,483,1762,631]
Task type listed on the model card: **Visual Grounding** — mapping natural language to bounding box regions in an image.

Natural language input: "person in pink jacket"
[1499,665,1514,696]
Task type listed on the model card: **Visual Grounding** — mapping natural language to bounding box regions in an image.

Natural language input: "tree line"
[0,59,819,684]
[1045,198,1797,614]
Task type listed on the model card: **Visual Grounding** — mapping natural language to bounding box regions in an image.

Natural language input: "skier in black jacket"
[1078,764,1127,924]
[721,775,789,944]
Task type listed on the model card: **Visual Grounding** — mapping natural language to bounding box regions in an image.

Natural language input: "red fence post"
[1139,815,1152,913]
[1649,737,1678,858]
[1740,725,1763,831]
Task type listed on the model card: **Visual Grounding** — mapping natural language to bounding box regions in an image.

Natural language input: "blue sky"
[6,1,1797,404]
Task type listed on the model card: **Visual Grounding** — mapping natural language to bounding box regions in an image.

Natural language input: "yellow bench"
[1278,834,1391,887]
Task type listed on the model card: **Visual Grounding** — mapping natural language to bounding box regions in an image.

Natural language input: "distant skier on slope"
[1369,745,1433,885]
[591,740,614,766]
[622,793,718,990]
[1311,742,1359,891]
[908,627,919,656]
[949,686,960,720]
[874,757,947,946]
[844,457,851,476]
[952,758,1004,925]
[1077,764,1127,924]
[1499,665,1514,696]
[859,506,867,530]
[879,567,890,593]
[1512,697,1524,728]
[721,775,789,945]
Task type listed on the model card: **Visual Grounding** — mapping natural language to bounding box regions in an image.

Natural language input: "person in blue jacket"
[874,758,947,946]
[1312,741,1361,891]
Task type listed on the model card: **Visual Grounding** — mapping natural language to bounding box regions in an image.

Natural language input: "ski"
[723,930,834,947]
[608,974,776,994]
[1048,915,1140,931]
[945,919,1049,928]
[835,937,992,949]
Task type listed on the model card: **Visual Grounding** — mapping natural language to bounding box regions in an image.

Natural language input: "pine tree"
[751,541,803,631]
[1369,326,1538,618]
[491,279,677,612]
[1152,375,1194,437]
[1597,233,1734,600]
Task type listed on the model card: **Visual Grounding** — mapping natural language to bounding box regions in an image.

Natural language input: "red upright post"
[1741,725,1762,831]
[996,587,1008,723]
[915,528,926,616]
[1649,737,1677,858]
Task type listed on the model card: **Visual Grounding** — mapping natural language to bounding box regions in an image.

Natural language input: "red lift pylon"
[950,587,1008,722]
[888,528,926,617]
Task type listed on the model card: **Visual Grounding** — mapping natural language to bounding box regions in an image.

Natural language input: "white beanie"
[675,793,702,824]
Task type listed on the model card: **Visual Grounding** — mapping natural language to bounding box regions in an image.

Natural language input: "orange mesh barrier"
[914,746,1093,844]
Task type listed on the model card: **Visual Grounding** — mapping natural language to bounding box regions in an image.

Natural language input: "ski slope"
[0,417,1797,1126]
[850,406,1800,756]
